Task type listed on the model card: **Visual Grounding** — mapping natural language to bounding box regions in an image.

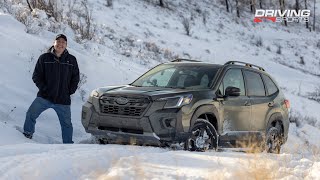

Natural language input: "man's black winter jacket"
[32,48,80,105]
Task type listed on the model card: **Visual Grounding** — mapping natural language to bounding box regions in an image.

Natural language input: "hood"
[96,85,197,100]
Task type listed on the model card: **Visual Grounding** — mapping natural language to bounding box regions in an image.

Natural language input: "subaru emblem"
[116,97,128,105]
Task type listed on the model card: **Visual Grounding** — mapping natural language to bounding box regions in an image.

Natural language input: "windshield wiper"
[130,84,142,87]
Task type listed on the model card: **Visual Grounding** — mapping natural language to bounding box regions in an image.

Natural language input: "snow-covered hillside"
[0,0,320,179]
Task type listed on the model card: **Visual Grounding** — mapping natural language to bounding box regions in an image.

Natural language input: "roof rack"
[224,61,265,71]
[171,59,202,62]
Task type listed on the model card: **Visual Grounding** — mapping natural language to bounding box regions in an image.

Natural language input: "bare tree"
[313,0,316,31]
[159,0,164,7]
[225,0,229,12]
[181,16,191,36]
[25,0,61,21]
[236,0,240,17]
[279,0,287,26]
[80,1,94,40]
[305,0,309,29]
[295,0,300,11]
[251,0,256,13]
[259,0,263,9]
[26,0,33,12]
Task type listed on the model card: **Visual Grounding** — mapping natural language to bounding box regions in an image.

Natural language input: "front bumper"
[88,127,161,146]
[81,101,184,144]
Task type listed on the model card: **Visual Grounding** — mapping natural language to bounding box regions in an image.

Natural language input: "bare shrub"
[1,0,14,14]
[316,40,320,49]
[0,0,6,8]
[163,48,177,60]
[289,110,300,123]
[181,16,191,36]
[290,110,320,128]
[78,72,87,90]
[145,42,160,54]
[79,89,87,102]
[77,73,87,102]
[255,36,263,47]
[14,8,42,34]
[29,0,62,21]
[202,10,209,26]
[14,8,31,27]
[308,86,320,103]
[276,44,282,54]
[47,19,61,33]
[299,56,305,65]
[67,1,96,42]
[218,22,224,30]
[266,46,271,51]
[105,0,113,7]
[79,1,95,40]
[125,36,135,47]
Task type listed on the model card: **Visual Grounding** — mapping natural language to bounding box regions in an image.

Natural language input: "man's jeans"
[23,97,73,144]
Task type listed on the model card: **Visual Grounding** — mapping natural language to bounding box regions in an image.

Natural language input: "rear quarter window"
[262,74,279,95]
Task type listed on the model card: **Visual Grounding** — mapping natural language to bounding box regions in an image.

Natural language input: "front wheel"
[185,119,219,152]
[92,136,108,145]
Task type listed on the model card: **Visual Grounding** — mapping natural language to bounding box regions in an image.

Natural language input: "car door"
[243,70,270,131]
[218,68,251,132]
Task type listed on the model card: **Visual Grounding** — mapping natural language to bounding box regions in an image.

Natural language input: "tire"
[185,119,219,152]
[92,136,108,145]
[266,127,281,154]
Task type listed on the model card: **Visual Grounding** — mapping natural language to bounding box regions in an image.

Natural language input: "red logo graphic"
[253,17,277,23]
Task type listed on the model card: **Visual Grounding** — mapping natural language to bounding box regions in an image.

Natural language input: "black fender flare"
[189,104,221,134]
[266,112,284,133]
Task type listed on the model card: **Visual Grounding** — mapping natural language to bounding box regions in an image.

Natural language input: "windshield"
[131,64,220,89]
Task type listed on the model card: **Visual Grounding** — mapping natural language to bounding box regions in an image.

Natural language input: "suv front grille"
[99,95,150,116]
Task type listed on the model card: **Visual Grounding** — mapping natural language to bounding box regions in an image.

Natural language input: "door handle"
[268,101,274,107]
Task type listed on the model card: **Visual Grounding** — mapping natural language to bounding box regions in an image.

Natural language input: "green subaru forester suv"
[82,59,290,153]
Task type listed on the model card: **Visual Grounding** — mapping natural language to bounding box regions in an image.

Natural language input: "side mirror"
[225,86,241,97]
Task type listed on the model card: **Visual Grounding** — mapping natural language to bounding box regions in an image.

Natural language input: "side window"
[222,69,245,96]
[262,74,278,95]
[244,71,266,96]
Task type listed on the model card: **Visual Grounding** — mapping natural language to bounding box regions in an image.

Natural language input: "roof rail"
[171,59,202,62]
[224,61,265,71]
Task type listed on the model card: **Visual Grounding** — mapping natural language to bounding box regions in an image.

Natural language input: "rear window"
[262,74,278,95]
[244,70,266,96]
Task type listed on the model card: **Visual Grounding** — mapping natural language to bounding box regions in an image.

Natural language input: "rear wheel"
[185,119,218,152]
[266,127,281,154]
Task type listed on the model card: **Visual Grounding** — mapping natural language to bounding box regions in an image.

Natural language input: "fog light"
[163,118,175,128]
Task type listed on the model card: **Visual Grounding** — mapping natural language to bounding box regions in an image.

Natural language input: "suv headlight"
[157,94,193,108]
[88,90,99,103]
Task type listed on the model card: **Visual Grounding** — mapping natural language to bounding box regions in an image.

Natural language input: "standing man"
[23,34,80,144]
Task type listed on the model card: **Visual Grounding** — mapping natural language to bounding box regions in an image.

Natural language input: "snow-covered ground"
[0,0,320,179]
